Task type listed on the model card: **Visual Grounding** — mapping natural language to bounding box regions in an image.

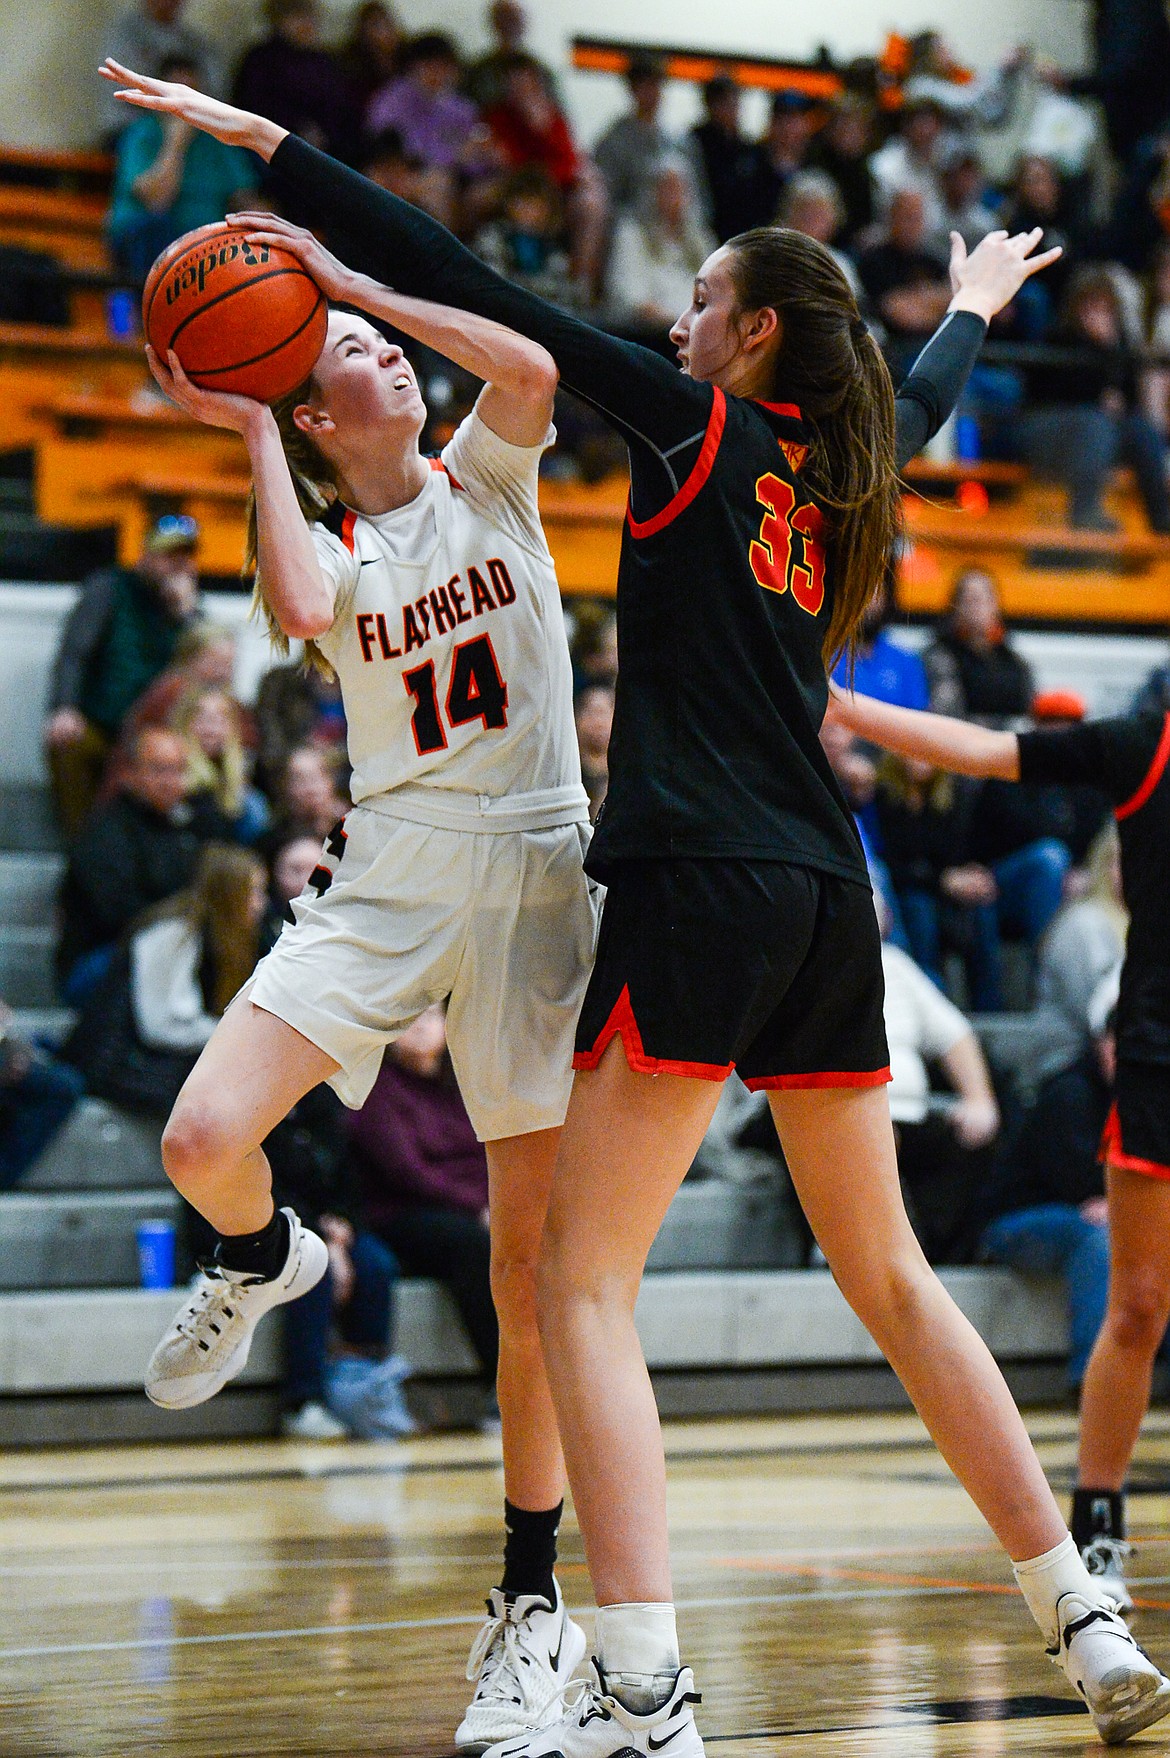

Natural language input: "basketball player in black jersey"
[102,59,1170,1752]
[831,687,1170,1623]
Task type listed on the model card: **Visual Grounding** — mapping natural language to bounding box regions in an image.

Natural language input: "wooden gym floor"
[7,1410,1170,1756]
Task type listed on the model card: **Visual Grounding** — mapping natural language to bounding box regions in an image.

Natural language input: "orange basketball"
[143,222,328,403]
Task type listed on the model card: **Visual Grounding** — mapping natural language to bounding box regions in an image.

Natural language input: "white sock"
[1013,1533,1106,1648]
[595,1602,680,1714]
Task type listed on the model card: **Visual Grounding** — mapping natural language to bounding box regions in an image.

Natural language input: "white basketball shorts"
[243,807,601,1140]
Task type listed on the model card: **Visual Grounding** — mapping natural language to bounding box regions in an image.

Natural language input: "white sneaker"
[1050,1591,1170,1743]
[145,1208,327,1409]
[1083,1536,1135,1616]
[280,1400,349,1440]
[455,1582,586,1754]
[483,1660,705,1758]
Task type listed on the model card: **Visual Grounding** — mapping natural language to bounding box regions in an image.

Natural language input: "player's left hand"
[227,211,364,305]
[947,227,1063,324]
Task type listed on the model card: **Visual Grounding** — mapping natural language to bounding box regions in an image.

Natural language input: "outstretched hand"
[947,227,1062,324]
[227,210,362,304]
[99,59,284,160]
[147,345,270,440]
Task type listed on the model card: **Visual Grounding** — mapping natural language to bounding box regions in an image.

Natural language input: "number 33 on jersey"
[308,410,584,815]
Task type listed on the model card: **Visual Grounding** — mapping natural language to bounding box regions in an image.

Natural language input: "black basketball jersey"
[1019,712,1170,1065]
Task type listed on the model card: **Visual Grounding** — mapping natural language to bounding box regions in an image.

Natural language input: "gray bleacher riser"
[0,1267,1069,1397]
[0,786,61,855]
[646,1179,805,1271]
[22,1097,168,1190]
[0,850,63,924]
[0,1189,180,1289]
[0,924,56,1006]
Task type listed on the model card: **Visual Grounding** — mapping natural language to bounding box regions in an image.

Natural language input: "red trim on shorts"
[1100,1102,1170,1179]
[1115,712,1170,821]
[429,457,464,491]
[742,1066,893,1092]
[754,400,802,419]
[340,507,357,555]
[626,388,727,539]
[572,985,733,1081]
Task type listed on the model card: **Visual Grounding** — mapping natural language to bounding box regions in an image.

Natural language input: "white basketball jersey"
[312,410,588,832]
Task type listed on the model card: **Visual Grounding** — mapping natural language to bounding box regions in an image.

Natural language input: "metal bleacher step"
[0,1188,180,1289]
[22,1096,167,1191]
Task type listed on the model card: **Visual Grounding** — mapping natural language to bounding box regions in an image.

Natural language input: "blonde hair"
[169,684,249,818]
[1082,822,1129,939]
[144,843,265,1016]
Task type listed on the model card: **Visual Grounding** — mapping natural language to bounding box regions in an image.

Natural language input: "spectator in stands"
[778,172,865,304]
[879,894,1002,1265]
[806,93,876,246]
[1143,239,1170,441]
[923,568,1035,723]
[101,622,241,804]
[0,999,84,1192]
[261,745,348,856]
[570,602,618,690]
[336,0,402,118]
[465,0,554,113]
[831,570,929,709]
[999,154,1075,310]
[606,156,714,332]
[1131,617,1170,714]
[593,52,673,216]
[169,685,269,846]
[858,190,952,374]
[233,0,361,175]
[1061,0,1170,167]
[1026,823,1127,1094]
[931,145,999,254]
[56,726,233,1000]
[689,75,763,243]
[44,513,202,837]
[261,831,321,953]
[473,169,576,309]
[574,682,613,821]
[107,53,259,285]
[350,1005,498,1417]
[1022,266,1170,534]
[746,92,818,231]
[869,96,947,234]
[358,127,434,214]
[365,32,485,229]
[99,0,223,145]
[63,843,265,1117]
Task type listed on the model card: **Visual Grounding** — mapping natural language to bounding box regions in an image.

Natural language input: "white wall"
[2,0,1091,152]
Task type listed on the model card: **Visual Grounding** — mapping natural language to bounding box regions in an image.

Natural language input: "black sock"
[214,1209,290,1280]
[500,1499,562,1604]
[1072,1487,1126,1549]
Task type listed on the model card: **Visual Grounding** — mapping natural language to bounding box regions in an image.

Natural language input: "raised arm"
[827,685,1021,779]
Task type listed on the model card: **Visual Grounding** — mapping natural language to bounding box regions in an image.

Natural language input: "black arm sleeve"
[49,573,116,713]
[893,310,988,470]
[1018,715,1164,806]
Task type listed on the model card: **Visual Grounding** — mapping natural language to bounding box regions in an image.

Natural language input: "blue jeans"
[1022,405,1170,532]
[993,838,1071,944]
[898,885,1001,1011]
[0,1055,85,1190]
[283,1228,398,1409]
[980,1203,1109,1387]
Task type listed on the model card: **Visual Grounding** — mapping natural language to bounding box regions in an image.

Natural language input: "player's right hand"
[99,60,285,161]
[227,212,363,305]
[147,345,270,439]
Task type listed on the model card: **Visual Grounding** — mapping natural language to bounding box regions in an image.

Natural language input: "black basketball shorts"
[573,858,891,1089]
[1101,1060,1170,1179]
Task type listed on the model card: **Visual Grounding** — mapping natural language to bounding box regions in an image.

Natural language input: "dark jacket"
[923,630,1035,724]
[50,568,192,737]
[350,1059,488,1230]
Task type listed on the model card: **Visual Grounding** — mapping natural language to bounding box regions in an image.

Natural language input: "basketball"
[142,221,328,403]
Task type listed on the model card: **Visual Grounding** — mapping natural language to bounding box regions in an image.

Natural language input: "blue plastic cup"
[137,1219,177,1289]
[106,288,138,340]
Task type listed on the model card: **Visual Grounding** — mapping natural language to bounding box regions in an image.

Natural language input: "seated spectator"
[778,172,865,304]
[1025,824,1126,1093]
[336,0,401,118]
[170,685,270,846]
[806,93,876,247]
[100,621,242,804]
[831,571,929,708]
[970,691,1110,878]
[1021,266,1170,533]
[1144,238,1170,442]
[366,32,485,229]
[1131,620,1170,716]
[0,999,84,1192]
[44,514,202,838]
[261,831,322,953]
[923,568,1035,723]
[359,126,439,217]
[465,0,554,113]
[254,661,346,795]
[746,91,818,231]
[56,727,222,1001]
[474,168,577,308]
[233,0,361,177]
[593,52,673,216]
[999,153,1075,310]
[689,75,763,243]
[99,0,224,145]
[858,190,951,375]
[879,899,1001,1265]
[606,155,714,332]
[869,96,947,235]
[900,33,1023,134]
[107,53,258,285]
[63,843,265,1117]
[930,145,998,254]
[350,1006,498,1419]
[570,602,618,690]
[261,744,349,857]
[574,682,614,821]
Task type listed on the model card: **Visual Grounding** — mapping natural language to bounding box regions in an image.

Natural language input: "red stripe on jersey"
[340,507,357,555]
[755,400,803,419]
[626,387,727,540]
[429,457,465,491]
[1115,712,1170,821]
[572,984,733,1081]
[742,1067,893,1091]
[1101,1102,1170,1179]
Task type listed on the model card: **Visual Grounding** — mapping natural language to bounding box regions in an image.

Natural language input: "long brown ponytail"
[725,227,901,672]
[243,376,339,667]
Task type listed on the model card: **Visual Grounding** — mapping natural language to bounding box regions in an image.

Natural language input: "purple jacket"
[365,78,480,168]
[233,39,360,164]
[350,1061,488,1226]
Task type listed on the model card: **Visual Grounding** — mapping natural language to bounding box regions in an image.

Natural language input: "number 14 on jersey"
[404,633,510,755]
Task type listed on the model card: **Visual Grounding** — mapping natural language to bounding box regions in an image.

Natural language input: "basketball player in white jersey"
[141,236,598,1753]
